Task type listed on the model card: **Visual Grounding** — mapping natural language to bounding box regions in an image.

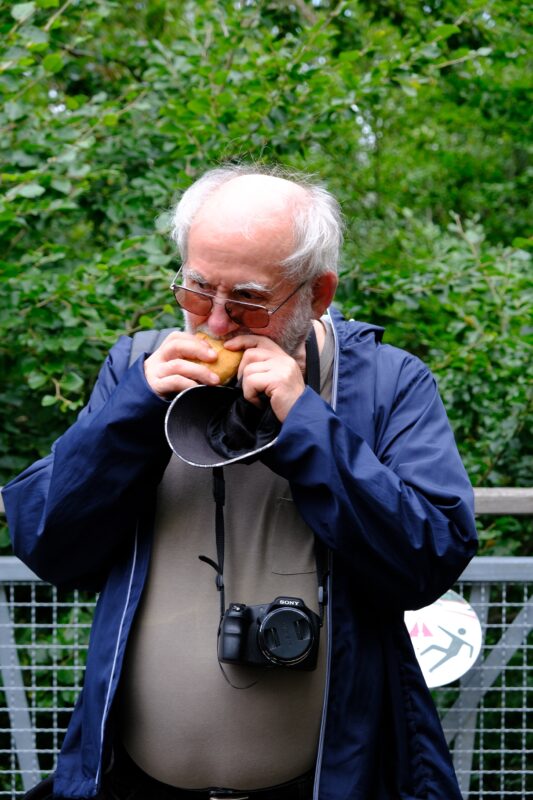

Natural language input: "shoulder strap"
[128,328,177,367]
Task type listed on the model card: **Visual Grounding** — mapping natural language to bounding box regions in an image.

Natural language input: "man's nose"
[206,299,239,337]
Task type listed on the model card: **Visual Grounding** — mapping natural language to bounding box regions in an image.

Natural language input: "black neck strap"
[199,326,328,621]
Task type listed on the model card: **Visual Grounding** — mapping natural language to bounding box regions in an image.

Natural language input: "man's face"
[182,212,313,354]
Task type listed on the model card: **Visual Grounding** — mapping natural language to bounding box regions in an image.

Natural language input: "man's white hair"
[169,164,343,281]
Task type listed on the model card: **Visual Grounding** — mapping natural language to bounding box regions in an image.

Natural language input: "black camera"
[218,596,320,671]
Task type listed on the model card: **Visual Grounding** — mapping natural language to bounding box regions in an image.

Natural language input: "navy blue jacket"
[4,310,478,799]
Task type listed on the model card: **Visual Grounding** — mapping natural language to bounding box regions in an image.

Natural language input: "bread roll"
[192,332,243,384]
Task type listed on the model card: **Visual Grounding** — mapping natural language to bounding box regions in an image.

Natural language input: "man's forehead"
[187,211,296,278]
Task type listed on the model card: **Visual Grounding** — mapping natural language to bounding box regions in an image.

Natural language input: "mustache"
[189,322,253,342]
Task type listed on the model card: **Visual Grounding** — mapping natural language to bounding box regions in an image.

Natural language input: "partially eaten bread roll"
[191,332,243,384]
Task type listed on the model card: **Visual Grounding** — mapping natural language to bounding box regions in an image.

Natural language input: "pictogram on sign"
[404,589,483,688]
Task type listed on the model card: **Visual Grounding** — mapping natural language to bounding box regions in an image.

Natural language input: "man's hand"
[225,335,305,422]
[143,332,220,398]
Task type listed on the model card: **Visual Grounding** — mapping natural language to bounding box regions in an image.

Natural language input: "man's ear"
[311,271,338,318]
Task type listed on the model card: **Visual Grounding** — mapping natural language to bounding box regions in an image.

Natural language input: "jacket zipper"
[94,528,139,789]
[312,311,340,798]
[313,562,333,799]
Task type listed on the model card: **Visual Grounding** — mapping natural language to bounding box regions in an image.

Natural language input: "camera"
[218,596,320,671]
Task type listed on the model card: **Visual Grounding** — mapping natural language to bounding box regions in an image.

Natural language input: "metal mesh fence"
[1,570,532,799]
[437,579,533,799]
[0,580,95,798]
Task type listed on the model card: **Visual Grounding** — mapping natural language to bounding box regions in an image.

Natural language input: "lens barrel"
[258,606,314,666]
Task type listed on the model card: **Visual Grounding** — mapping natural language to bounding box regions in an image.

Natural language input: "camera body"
[218,596,320,671]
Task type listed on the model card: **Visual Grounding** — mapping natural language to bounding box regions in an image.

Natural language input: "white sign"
[405,589,483,688]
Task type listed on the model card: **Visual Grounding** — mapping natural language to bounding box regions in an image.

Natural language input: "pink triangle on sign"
[409,622,419,637]
[422,623,433,637]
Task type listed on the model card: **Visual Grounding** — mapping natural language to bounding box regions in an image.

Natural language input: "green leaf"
[18,183,46,198]
[428,25,460,42]
[11,2,36,21]
[339,50,361,62]
[512,238,532,251]
[186,98,208,115]
[27,372,48,389]
[22,25,49,47]
[61,336,84,352]
[5,101,25,121]
[42,53,64,73]
[103,113,120,127]
[155,212,172,233]
[51,179,72,194]
[60,372,84,393]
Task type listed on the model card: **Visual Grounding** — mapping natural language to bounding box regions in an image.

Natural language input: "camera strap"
[197,465,227,615]
[199,326,329,622]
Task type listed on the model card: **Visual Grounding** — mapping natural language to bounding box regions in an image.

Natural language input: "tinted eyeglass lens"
[226,303,269,328]
[173,287,212,316]
[174,286,271,328]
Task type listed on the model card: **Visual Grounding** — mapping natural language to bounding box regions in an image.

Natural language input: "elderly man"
[4,165,477,800]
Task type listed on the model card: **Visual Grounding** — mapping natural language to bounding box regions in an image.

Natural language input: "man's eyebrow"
[183,268,208,284]
[185,269,274,295]
[233,280,274,294]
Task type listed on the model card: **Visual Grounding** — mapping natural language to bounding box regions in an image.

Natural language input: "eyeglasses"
[170,268,307,329]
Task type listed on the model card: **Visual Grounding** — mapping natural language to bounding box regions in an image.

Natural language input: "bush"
[1,0,531,553]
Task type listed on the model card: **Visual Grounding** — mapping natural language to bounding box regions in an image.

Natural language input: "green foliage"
[337,215,532,489]
[0,0,531,554]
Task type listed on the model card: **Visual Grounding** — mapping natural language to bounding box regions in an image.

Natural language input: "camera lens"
[258,607,314,665]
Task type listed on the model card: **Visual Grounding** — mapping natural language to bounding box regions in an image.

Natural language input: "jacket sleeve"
[3,337,172,590]
[263,349,478,610]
